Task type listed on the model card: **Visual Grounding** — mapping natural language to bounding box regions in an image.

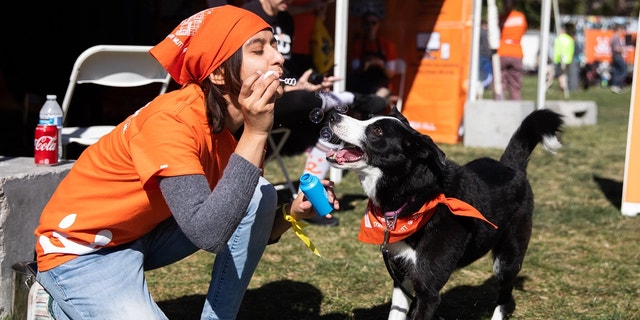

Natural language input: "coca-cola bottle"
[39,95,63,161]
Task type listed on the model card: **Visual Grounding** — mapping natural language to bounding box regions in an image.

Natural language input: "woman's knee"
[251,177,278,220]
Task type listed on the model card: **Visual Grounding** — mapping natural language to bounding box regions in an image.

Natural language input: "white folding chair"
[60,45,172,151]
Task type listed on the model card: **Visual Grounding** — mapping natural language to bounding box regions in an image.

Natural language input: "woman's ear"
[209,70,225,85]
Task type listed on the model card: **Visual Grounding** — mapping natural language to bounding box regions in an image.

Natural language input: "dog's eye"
[372,127,383,136]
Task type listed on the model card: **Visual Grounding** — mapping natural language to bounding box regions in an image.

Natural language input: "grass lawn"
[147,75,640,319]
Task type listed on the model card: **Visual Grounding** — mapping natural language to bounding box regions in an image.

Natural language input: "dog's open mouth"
[326,146,365,164]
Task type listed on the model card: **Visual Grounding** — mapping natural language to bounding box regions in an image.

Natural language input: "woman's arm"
[159,154,262,253]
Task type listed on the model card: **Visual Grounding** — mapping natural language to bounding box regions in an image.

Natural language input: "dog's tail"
[500,109,564,171]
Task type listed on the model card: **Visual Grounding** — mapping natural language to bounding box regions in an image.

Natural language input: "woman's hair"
[200,48,244,134]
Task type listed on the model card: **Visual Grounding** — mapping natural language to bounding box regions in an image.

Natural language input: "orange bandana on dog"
[150,5,271,85]
[358,194,498,245]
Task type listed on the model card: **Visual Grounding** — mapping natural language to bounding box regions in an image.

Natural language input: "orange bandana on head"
[150,5,271,85]
[357,194,498,245]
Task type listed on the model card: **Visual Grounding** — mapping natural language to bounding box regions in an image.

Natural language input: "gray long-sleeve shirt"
[159,153,263,253]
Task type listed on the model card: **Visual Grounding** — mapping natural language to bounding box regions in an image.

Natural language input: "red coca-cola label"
[35,136,57,151]
[34,124,58,165]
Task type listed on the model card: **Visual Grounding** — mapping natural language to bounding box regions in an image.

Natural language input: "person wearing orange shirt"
[33,6,338,319]
[495,0,528,100]
[287,0,333,78]
[347,10,399,100]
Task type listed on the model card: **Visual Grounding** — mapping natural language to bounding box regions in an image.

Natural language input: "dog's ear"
[389,107,411,126]
[392,107,446,170]
[415,133,447,170]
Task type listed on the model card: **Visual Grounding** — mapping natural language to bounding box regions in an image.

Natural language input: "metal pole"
[329,0,348,183]
[332,0,348,93]
[536,0,552,109]
[468,0,482,102]
[487,0,503,99]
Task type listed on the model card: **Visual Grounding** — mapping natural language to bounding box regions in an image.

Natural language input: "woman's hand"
[233,71,282,167]
[269,178,340,242]
[290,178,340,220]
[238,71,282,135]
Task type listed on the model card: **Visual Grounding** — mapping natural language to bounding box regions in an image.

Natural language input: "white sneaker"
[610,86,623,94]
[27,282,53,319]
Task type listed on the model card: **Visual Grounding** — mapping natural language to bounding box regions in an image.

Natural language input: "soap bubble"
[319,126,342,144]
[319,127,333,141]
[309,92,350,124]
[309,108,325,124]
[308,103,349,124]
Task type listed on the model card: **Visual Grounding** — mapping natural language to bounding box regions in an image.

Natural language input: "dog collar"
[357,194,498,244]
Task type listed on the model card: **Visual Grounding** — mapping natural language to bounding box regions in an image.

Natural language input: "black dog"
[326,108,563,319]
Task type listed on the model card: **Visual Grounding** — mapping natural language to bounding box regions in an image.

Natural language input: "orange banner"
[584,29,636,65]
[389,0,472,144]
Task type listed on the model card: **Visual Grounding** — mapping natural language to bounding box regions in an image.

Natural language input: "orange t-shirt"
[497,10,528,59]
[35,84,237,271]
[291,0,316,55]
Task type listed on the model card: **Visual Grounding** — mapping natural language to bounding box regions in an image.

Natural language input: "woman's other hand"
[290,178,340,220]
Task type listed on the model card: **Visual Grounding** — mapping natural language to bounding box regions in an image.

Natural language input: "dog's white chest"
[358,168,383,201]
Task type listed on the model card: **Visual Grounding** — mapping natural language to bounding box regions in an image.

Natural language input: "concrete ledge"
[463,100,535,149]
[544,100,598,126]
[0,157,74,318]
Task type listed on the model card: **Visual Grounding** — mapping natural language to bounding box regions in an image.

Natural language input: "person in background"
[287,0,333,79]
[609,23,628,94]
[495,0,527,100]
[33,6,338,319]
[347,10,398,101]
[552,22,575,99]
[478,19,493,93]
[242,0,387,227]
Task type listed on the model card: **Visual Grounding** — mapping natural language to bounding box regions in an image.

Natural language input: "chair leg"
[267,128,297,196]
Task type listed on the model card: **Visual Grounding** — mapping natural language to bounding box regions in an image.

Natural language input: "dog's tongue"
[326,147,364,164]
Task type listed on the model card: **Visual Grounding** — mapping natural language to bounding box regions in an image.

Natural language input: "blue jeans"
[37,177,278,320]
[478,55,493,88]
[610,54,628,87]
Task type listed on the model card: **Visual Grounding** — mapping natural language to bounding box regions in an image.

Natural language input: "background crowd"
[0,0,636,154]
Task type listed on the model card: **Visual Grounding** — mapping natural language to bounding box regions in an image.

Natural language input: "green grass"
[147,76,640,319]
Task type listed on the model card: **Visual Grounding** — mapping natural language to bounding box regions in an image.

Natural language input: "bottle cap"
[46,95,57,100]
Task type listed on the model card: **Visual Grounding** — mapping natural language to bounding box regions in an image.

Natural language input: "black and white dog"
[326,108,563,319]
